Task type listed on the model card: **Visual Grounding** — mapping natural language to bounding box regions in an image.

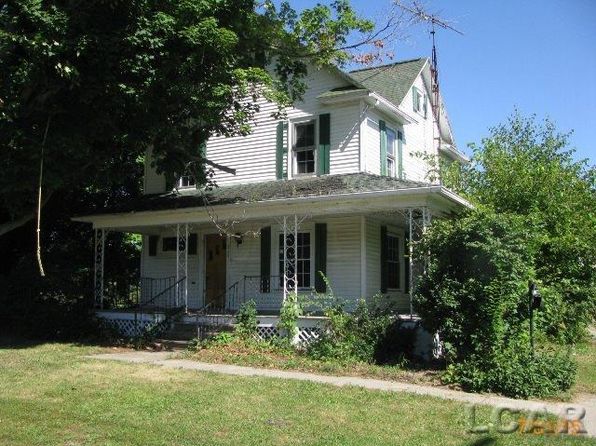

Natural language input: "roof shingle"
[348,58,427,108]
[87,173,426,216]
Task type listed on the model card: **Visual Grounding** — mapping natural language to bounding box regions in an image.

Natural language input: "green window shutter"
[188,233,198,255]
[379,120,387,176]
[423,95,428,118]
[276,122,287,180]
[260,226,271,292]
[314,223,328,292]
[148,235,158,256]
[318,113,330,175]
[397,130,404,180]
[380,225,388,293]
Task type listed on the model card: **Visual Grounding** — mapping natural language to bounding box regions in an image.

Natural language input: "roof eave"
[365,93,418,125]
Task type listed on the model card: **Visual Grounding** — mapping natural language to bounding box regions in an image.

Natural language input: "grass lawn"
[0,339,593,446]
[574,339,596,395]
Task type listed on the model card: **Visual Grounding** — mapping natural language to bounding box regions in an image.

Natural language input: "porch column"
[94,228,107,309]
[407,206,432,318]
[408,210,414,317]
[176,223,189,311]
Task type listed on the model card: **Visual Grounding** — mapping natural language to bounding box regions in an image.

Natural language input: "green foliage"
[415,208,579,397]
[413,151,466,193]
[443,347,576,399]
[463,112,595,343]
[235,300,258,338]
[308,300,415,365]
[278,292,302,341]
[414,210,535,362]
[0,0,376,224]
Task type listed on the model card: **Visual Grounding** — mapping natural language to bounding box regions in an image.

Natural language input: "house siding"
[140,215,363,309]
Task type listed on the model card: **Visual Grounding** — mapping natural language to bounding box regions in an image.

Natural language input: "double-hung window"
[386,233,400,289]
[386,128,397,177]
[278,232,312,288]
[293,120,316,175]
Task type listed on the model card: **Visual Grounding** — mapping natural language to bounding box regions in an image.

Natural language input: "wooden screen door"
[205,234,227,308]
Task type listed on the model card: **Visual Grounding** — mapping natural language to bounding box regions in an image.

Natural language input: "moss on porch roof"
[88,173,426,216]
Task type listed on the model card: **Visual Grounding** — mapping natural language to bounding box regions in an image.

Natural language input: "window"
[278,232,311,288]
[162,237,177,252]
[293,120,316,175]
[386,234,400,289]
[412,86,422,113]
[386,128,397,177]
[176,175,196,189]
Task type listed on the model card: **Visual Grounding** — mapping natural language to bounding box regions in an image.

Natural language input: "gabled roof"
[348,58,427,108]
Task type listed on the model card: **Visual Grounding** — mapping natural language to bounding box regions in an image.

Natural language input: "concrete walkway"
[88,351,596,437]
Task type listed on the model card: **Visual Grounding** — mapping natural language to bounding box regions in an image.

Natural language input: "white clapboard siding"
[143,148,167,194]
[140,216,364,310]
[399,74,441,183]
[140,230,201,309]
[203,66,360,185]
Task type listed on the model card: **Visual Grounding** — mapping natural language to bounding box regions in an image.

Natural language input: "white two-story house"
[76,57,470,332]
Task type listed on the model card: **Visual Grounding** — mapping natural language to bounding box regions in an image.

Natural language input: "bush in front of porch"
[413,209,577,398]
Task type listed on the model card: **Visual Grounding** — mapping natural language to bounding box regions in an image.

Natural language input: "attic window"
[412,87,422,113]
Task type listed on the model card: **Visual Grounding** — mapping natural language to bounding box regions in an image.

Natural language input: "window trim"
[276,230,315,290]
[290,118,318,177]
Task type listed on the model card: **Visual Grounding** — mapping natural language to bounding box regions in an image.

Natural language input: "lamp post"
[528,282,542,358]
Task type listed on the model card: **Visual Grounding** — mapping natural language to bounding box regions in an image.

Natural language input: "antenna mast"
[397,2,463,163]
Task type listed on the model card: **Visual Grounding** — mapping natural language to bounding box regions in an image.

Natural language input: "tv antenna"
[396,2,463,160]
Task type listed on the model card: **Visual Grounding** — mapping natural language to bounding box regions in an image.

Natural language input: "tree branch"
[0,190,54,237]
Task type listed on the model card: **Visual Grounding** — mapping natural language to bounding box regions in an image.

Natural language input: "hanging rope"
[36,116,51,277]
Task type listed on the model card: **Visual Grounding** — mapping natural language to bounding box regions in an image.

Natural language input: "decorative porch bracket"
[176,223,189,311]
[275,214,309,302]
[94,228,108,309]
[407,207,432,317]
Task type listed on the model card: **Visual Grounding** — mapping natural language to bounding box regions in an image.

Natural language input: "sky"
[289,0,596,163]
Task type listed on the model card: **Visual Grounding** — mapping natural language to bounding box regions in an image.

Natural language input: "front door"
[205,234,227,308]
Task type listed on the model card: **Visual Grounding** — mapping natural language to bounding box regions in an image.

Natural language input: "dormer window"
[293,120,316,175]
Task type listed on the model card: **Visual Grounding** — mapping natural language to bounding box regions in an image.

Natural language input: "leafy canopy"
[463,113,595,342]
[0,0,375,225]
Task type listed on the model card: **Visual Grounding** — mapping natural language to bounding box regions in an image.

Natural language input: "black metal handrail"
[139,276,186,312]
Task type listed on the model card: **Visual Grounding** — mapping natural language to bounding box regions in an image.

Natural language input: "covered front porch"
[74,173,470,324]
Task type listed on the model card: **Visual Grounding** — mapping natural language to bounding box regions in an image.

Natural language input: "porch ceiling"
[73,173,471,229]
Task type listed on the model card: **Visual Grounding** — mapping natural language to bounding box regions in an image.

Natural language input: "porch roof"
[78,173,430,216]
[73,173,472,229]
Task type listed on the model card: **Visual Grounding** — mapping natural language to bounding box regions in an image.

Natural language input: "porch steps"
[152,321,235,351]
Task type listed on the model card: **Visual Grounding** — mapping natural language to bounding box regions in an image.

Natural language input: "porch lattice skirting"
[254,325,322,346]
[96,312,167,337]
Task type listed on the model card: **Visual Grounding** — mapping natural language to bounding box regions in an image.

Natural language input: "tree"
[1,0,400,236]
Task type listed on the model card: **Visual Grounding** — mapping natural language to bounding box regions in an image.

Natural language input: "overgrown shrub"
[307,300,416,365]
[414,209,578,397]
[414,210,534,362]
[235,300,257,338]
[443,347,576,398]
[278,293,302,341]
